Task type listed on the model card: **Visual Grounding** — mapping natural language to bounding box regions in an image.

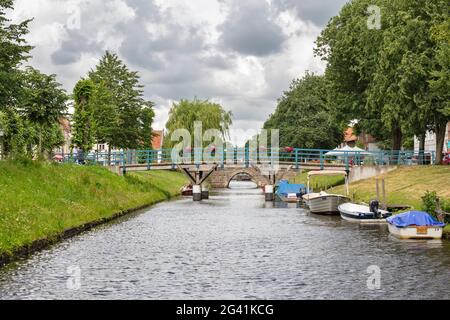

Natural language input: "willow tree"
[164,98,233,149]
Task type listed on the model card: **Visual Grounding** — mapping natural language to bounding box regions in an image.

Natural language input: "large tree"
[264,73,342,150]
[0,0,33,111]
[316,0,450,162]
[88,51,155,151]
[428,4,450,163]
[18,67,67,156]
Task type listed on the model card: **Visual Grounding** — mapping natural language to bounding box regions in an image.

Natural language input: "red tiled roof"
[344,127,358,142]
[152,130,164,150]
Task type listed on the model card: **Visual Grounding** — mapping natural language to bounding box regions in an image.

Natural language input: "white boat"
[387,211,445,240]
[387,224,443,240]
[302,192,321,207]
[303,171,350,215]
[308,192,350,215]
[339,202,391,224]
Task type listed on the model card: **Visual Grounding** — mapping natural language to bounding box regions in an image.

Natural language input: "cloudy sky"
[8,0,348,146]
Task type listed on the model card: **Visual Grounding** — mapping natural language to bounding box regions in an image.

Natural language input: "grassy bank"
[0,161,187,257]
[328,166,450,237]
[290,171,345,191]
[328,166,450,209]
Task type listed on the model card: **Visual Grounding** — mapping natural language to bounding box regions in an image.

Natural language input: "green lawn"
[0,161,187,255]
[290,171,346,191]
[328,166,450,209]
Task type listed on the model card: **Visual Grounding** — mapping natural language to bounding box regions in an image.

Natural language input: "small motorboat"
[307,192,350,215]
[386,211,446,240]
[303,171,350,215]
[181,184,193,196]
[339,201,391,224]
[302,193,321,207]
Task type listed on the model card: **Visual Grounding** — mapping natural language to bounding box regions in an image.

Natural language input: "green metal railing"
[54,148,436,173]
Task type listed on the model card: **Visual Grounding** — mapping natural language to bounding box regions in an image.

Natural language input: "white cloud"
[7,0,342,146]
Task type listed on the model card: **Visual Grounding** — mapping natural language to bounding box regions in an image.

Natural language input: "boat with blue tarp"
[275,180,307,203]
[387,211,446,239]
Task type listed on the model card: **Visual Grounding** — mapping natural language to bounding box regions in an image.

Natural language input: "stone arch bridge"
[207,165,298,189]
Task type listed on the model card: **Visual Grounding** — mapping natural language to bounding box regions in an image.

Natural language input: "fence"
[51,148,436,171]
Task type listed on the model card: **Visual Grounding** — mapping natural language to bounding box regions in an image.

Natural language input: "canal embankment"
[0,160,187,266]
[328,166,450,238]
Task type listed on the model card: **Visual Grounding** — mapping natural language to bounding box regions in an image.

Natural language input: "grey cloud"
[274,0,349,26]
[219,0,286,56]
[51,29,103,65]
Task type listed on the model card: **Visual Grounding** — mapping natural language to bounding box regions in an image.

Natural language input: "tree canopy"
[164,98,233,149]
[86,51,155,151]
[314,0,450,163]
[264,73,343,150]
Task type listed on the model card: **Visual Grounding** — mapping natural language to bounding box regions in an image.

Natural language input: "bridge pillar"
[201,185,210,200]
[265,185,274,202]
[193,185,202,201]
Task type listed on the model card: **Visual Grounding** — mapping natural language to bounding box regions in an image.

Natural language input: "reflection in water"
[228,180,258,189]
[0,181,449,300]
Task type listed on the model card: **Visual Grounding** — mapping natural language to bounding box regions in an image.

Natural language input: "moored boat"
[303,171,350,215]
[181,184,193,196]
[275,180,307,203]
[339,201,391,224]
[386,211,445,240]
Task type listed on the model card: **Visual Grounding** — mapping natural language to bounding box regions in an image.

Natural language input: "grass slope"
[290,171,345,191]
[0,161,187,254]
[329,166,450,236]
[328,166,450,209]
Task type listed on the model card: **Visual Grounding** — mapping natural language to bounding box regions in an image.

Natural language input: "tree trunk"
[418,132,426,165]
[435,121,446,165]
[391,126,402,164]
[392,126,403,151]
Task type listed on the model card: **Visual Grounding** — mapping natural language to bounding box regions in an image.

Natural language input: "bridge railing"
[53,148,436,170]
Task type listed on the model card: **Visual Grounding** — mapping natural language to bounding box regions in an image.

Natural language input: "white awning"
[325,146,372,156]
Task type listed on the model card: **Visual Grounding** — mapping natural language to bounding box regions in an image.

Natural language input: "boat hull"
[388,224,443,240]
[309,195,349,215]
[339,203,390,224]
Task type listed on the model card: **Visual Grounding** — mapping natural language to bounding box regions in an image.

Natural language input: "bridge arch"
[225,168,271,189]
[227,171,259,188]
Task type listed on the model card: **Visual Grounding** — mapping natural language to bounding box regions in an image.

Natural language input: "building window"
[98,144,106,151]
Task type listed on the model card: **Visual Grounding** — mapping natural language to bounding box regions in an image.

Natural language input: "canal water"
[1,181,449,300]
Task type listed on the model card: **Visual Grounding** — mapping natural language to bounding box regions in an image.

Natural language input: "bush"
[422,191,450,223]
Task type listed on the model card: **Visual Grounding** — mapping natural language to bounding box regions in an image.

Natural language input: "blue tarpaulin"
[386,211,446,228]
[276,180,306,195]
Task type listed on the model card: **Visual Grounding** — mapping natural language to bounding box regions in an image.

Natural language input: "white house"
[414,122,450,154]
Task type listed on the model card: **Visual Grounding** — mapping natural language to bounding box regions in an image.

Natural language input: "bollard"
[201,186,210,200]
[193,185,202,202]
[265,185,274,202]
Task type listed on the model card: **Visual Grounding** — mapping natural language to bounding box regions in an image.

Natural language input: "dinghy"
[339,201,391,224]
[303,171,350,215]
[386,211,445,240]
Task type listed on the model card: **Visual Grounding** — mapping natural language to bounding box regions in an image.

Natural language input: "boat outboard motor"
[370,200,380,219]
